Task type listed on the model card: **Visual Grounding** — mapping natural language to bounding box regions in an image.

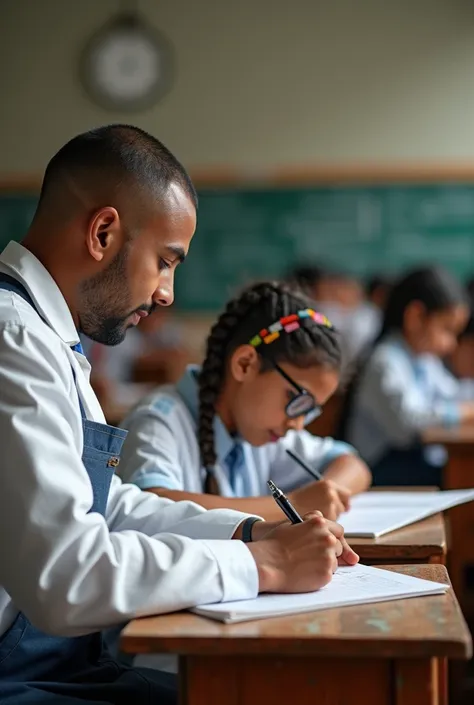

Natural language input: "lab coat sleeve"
[0,324,259,637]
[106,474,262,540]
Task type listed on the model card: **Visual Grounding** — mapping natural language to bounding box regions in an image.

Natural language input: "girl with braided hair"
[119,281,371,521]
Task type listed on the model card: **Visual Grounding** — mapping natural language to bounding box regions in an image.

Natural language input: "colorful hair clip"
[248,308,332,347]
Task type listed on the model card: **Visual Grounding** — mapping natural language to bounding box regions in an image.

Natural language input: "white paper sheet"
[339,489,474,538]
[192,563,448,623]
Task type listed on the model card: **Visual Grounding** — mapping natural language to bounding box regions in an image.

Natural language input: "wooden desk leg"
[444,452,474,611]
[439,658,448,705]
[444,452,474,705]
[394,658,439,705]
[179,655,439,705]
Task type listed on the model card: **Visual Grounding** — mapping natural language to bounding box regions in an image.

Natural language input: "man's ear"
[86,207,121,263]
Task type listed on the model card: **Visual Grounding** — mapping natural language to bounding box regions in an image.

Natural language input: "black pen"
[285,448,322,482]
[267,479,303,524]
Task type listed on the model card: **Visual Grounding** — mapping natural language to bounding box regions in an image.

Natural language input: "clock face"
[81,19,173,111]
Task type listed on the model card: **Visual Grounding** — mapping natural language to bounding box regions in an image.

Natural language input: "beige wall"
[1,0,474,175]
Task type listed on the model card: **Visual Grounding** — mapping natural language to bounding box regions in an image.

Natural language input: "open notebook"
[339,489,474,538]
[192,563,448,624]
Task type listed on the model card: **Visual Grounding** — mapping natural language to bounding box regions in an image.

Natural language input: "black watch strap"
[241,517,262,542]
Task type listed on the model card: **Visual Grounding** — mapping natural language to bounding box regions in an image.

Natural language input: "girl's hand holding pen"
[289,480,351,521]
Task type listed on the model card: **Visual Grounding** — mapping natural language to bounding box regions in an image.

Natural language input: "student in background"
[366,275,392,313]
[466,276,474,299]
[357,274,393,350]
[288,265,364,320]
[449,303,474,400]
[287,265,325,298]
[341,274,393,369]
[119,281,371,522]
[90,307,187,384]
[84,307,188,411]
[343,266,474,486]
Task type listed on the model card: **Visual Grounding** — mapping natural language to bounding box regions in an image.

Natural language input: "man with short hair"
[0,125,356,703]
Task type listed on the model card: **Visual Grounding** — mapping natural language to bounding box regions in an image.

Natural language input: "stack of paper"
[339,489,474,538]
[192,563,448,623]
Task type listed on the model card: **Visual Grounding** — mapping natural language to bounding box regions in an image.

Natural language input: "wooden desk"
[352,513,447,566]
[121,565,471,705]
[351,486,446,566]
[423,427,474,617]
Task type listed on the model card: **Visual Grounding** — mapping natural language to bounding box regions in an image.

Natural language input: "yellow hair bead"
[263,332,280,344]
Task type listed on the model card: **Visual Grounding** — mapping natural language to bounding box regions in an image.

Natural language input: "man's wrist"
[233,517,264,541]
[246,539,282,592]
[250,518,269,541]
[241,517,263,542]
[233,518,286,543]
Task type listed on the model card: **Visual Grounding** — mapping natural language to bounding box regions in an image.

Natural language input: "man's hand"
[303,511,358,566]
[247,513,358,594]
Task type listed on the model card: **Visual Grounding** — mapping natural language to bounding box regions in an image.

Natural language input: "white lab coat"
[0,241,259,639]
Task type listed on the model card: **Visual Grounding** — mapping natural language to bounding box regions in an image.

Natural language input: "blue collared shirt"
[347,334,462,465]
[119,365,357,496]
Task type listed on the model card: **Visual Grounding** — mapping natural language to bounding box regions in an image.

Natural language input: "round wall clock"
[80,13,174,112]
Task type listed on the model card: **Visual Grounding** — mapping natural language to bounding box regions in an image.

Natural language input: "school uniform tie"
[225,442,246,496]
[71,341,84,355]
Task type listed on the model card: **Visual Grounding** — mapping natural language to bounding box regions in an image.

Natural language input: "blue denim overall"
[0,275,176,704]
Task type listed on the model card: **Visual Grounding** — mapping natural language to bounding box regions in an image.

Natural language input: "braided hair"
[198,281,342,490]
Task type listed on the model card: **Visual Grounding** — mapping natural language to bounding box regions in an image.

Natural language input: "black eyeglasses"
[272,361,322,426]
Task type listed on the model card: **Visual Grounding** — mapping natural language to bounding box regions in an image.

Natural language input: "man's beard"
[78,248,132,346]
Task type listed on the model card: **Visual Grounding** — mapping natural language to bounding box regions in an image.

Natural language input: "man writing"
[0,124,357,704]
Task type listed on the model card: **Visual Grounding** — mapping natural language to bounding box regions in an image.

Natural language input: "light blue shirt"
[347,334,462,465]
[119,365,357,496]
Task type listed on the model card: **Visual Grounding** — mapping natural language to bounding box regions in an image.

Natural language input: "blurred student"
[91,308,187,383]
[343,267,474,486]
[346,274,393,362]
[85,308,189,413]
[466,277,474,299]
[289,265,363,315]
[449,302,474,399]
[366,275,392,312]
[119,281,371,522]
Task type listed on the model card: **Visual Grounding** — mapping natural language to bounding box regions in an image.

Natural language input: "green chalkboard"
[2,184,474,311]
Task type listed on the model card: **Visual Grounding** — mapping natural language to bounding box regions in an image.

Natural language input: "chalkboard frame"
[5,163,474,192]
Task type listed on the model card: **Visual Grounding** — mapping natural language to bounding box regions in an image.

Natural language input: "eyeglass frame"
[270,360,322,426]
